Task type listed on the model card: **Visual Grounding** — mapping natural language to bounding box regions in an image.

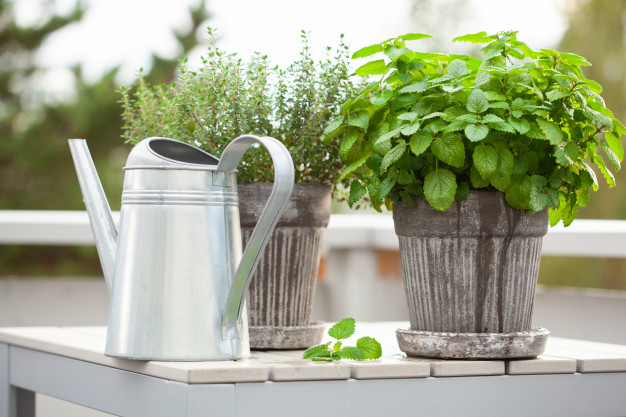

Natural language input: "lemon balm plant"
[325,31,624,227]
[324,31,625,359]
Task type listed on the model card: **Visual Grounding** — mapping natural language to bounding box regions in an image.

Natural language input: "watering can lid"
[124,137,220,170]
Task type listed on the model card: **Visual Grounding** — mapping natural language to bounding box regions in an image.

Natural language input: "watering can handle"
[218,135,294,340]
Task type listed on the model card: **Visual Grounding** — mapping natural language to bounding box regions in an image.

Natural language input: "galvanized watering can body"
[69,136,294,361]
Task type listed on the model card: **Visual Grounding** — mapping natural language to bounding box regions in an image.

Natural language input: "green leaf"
[347,110,370,130]
[466,89,489,113]
[399,33,432,41]
[340,128,361,160]
[453,31,492,44]
[336,347,365,361]
[529,175,549,212]
[399,81,430,93]
[546,89,571,101]
[356,337,383,359]
[474,71,491,87]
[554,142,579,166]
[373,126,402,154]
[370,90,394,106]
[464,124,489,142]
[508,117,530,134]
[302,342,331,359]
[482,113,504,123]
[473,145,498,178]
[601,141,621,171]
[536,118,563,145]
[355,59,388,76]
[431,133,465,167]
[397,112,419,121]
[605,132,624,162]
[505,176,533,209]
[348,180,367,207]
[328,317,356,340]
[455,181,469,201]
[447,59,467,77]
[339,155,368,181]
[490,146,514,191]
[583,162,599,191]
[381,142,407,172]
[401,122,421,136]
[409,130,433,156]
[352,43,385,59]
[323,116,344,142]
[470,166,490,188]
[424,169,457,211]
[593,154,616,187]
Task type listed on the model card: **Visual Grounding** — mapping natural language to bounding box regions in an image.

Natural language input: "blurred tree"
[0,0,209,276]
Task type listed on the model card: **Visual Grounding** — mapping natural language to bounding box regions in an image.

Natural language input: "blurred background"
[2,0,625,290]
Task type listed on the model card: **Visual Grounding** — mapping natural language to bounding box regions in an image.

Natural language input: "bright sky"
[15,0,572,96]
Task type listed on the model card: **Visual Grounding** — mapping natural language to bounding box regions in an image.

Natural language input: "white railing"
[2,210,626,257]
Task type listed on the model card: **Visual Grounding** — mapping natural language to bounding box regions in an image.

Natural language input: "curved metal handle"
[219,135,294,339]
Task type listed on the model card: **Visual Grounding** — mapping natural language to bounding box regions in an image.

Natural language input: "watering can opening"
[148,138,219,165]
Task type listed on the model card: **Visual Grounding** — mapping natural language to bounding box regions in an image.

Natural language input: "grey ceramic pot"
[238,183,329,349]
[393,191,550,359]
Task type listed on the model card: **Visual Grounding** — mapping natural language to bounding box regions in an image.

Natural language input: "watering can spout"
[68,139,117,293]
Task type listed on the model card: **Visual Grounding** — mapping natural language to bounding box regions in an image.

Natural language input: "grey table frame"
[3,342,626,417]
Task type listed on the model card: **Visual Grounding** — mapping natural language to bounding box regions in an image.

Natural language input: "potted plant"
[120,28,355,349]
[325,31,625,359]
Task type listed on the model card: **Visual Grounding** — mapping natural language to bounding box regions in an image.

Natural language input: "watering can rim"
[124,137,222,171]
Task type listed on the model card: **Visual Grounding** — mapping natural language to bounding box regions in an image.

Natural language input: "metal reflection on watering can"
[68,135,294,361]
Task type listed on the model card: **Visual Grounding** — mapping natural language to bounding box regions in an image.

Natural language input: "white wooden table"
[1,323,626,417]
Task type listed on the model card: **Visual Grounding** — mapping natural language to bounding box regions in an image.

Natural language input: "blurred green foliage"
[0,0,209,276]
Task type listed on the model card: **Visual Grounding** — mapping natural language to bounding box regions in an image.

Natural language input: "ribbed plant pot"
[393,191,550,359]
[238,183,329,349]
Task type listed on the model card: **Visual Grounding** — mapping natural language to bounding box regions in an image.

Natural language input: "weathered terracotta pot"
[393,191,550,359]
[238,183,329,349]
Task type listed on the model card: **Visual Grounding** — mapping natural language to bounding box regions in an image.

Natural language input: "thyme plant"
[120,29,354,185]
[324,31,625,226]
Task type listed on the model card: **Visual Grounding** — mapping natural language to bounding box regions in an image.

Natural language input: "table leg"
[1,344,35,417]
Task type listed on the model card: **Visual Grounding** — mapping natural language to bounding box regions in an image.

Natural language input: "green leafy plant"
[302,317,382,361]
[324,31,625,226]
[121,28,355,185]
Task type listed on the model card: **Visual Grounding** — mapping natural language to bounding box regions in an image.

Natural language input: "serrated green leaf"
[585,107,614,129]
[385,46,412,60]
[340,128,361,160]
[536,118,563,145]
[560,51,591,66]
[399,81,430,93]
[397,112,419,121]
[593,154,616,187]
[489,121,517,134]
[456,114,480,123]
[374,126,402,153]
[546,89,571,101]
[401,122,421,136]
[328,317,356,340]
[482,113,504,123]
[505,176,533,209]
[447,59,467,77]
[529,175,549,212]
[370,90,394,106]
[466,89,489,113]
[470,166,490,188]
[605,132,624,162]
[409,130,433,156]
[355,59,388,76]
[465,124,489,142]
[443,119,469,133]
[431,133,465,167]
[453,31,492,44]
[424,169,457,211]
[302,342,331,359]
[399,33,433,41]
[339,155,368,181]
[356,337,383,359]
[474,71,491,87]
[601,141,621,171]
[508,117,530,134]
[348,180,367,207]
[337,346,365,361]
[554,142,579,166]
[347,110,370,130]
[323,116,344,142]
[490,146,514,191]
[473,145,498,178]
[352,43,385,59]
[381,142,407,172]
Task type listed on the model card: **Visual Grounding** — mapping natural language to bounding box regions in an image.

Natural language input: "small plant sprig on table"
[302,317,382,361]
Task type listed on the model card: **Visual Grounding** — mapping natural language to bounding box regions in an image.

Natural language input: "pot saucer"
[396,327,550,359]
[249,321,326,350]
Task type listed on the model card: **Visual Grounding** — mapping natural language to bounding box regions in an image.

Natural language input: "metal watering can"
[68,135,294,361]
